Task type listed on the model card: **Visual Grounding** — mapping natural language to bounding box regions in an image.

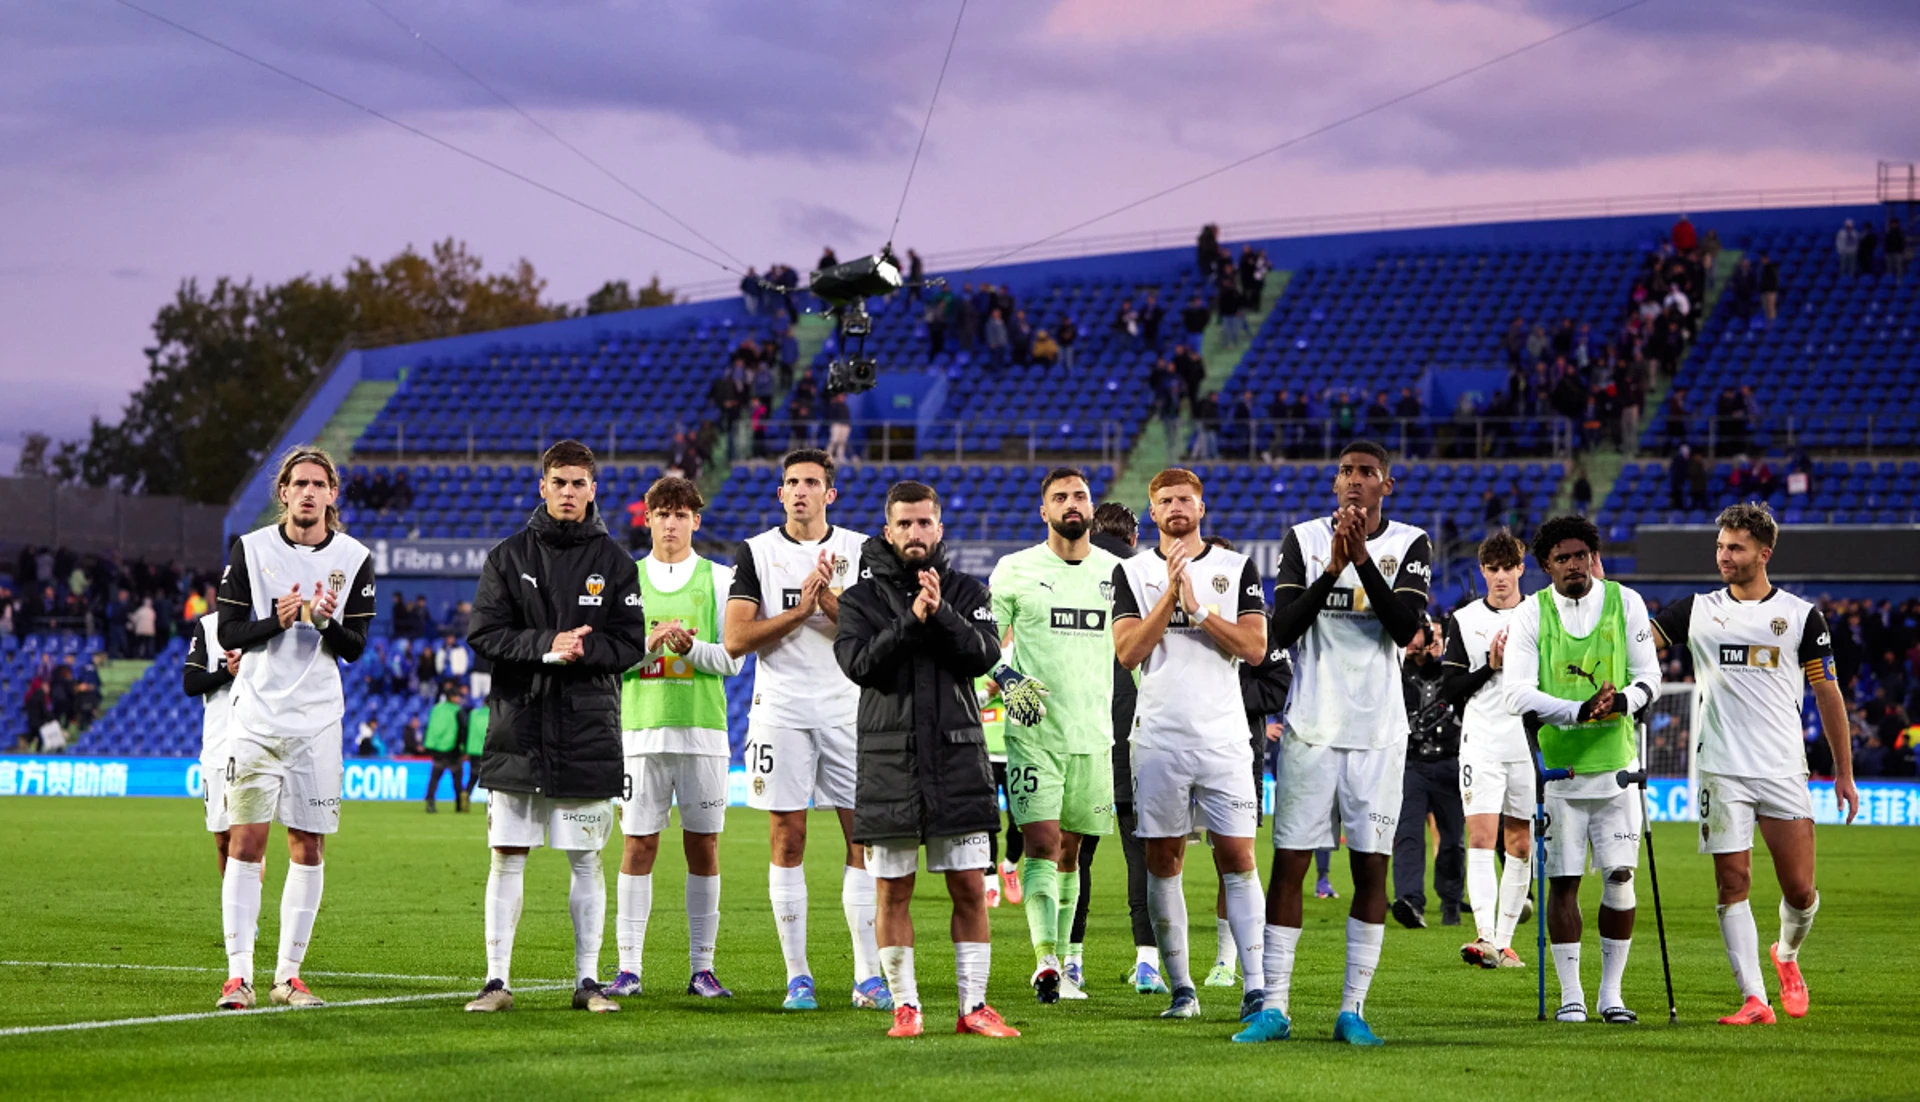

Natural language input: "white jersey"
[729,524,868,728]
[1111,542,1266,751]
[218,525,376,739]
[185,614,233,759]
[1443,598,1529,763]
[1275,517,1432,750]
[1654,587,1834,780]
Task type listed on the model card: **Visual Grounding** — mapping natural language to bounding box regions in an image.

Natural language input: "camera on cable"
[809,249,904,395]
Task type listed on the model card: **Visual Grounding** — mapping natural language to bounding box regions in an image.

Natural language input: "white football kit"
[186,614,234,833]
[620,554,743,837]
[216,525,376,835]
[1111,542,1268,839]
[1271,517,1432,855]
[1444,598,1533,821]
[730,524,869,811]
[1654,587,1834,854]
[1503,582,1661,878]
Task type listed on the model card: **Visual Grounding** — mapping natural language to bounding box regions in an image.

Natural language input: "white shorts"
[1131,741,1259,840]
[1272,737,1406,855]
[487,792,617,852]
[744,717,856,812]
[864,832,992,879]
[1459,754,1534,822]
[225,720,343,835]
[1699,772,1813,855]
[200,751,231,834]
[620,752,729,836]
[1543,784,1642,878]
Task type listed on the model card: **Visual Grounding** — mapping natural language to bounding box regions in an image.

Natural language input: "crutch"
[1523,714,1572,1022]
[1615,706,1677,1024]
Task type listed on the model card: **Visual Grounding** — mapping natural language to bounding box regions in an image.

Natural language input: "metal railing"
[1660,413,1906,458]
[1160,415,1576,461]
[348,417,1129,466]
[673,184,1880,300]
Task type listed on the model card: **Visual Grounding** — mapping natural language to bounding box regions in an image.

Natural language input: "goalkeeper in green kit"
[987,467,1121,1003]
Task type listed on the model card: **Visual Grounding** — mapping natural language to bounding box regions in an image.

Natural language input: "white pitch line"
[0,985,571,1038]
[0,961,571,984]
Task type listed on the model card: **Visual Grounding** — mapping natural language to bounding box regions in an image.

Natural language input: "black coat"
[834,537,1001,843]
[468,503,646,799]
[1092,532,1141,801]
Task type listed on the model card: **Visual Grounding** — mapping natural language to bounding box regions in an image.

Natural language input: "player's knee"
[567,848,602,877]
[1601,867,1635,911]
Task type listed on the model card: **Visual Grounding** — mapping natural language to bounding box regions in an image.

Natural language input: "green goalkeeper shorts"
[1004,737,1115,835]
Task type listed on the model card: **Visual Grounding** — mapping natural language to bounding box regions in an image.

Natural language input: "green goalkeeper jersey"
[988,542,1120,755]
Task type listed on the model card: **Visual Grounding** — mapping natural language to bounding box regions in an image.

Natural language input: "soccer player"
[1443,530,1534,969]
[463,440,647,1014]
[183,597,241,874]
[606,477,745,1001]
[722,448,886,1010]
[1089,501,1169,995]
[834,481,1018,1038]
[988,467,1120,1003]
[1650,504,1859,1024]
[213,446,376,1010]
[1249,440,1431,1046]
[1111,468,1270,1024]
[976,675,1013,908]
[423,683,472,814]
[1504,514,1660,1025]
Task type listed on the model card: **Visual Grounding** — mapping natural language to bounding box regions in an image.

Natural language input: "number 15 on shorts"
[751,743,774,776]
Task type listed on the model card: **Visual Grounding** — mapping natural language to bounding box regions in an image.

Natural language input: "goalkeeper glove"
[992,664,1050,727]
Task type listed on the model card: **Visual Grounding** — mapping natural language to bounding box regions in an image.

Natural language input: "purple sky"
[4,0,1915,473]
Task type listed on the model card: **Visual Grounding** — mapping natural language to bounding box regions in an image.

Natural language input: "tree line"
[16,239,673,504]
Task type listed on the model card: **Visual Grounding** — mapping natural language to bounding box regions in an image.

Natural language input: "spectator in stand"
[1572,463,1593,515]
[435,632,473,684]
[1701,228,1722,278]
[954,283,978,351]
[739,267,763,315]
[1030,328,1060,366]
[1502,317,1527,369]
[1139,291,1166,351]
[1180,294,1211,347]
[1188,390,1220,460]
[924,291,950,357]
[1525,323,1550,364]
[1216,270,1247,345]
[1672,213,1697,254]
[103,586,128,656]
[817,246,838,271]
[1239,245,1270,309]
[1728,257,1758,321]
[0,583,12,640]
[1115,300,1140,345]
[1196,222,1220,275]
[751,360,776,411]
[411,595,435,639]
[356,717,384,757]
[1171,343,1206,419]
[389,592,412,639]
[1836,219,1860,276]
[1148,358,1182,447]
[391,469,415,512]
[344,470,368,508]
[1858,222,1881,279]
[1668,445,1690,511]
[1758,254,1781,322]
[826,390,852,464]
[23,665,51,750]
[1367,389,1395,436]
[625,497,649,552]
[1008,310,1034,367]
[447,599,472,640]
[1887,217,1909,283]
[1715,386,1749,454]
[130,596,156,659]
[906,249,924,304]
[1688,448,1710,510]
[367,470,392,511]
[984,308,1010,369]
[1056,314,1078,370]
[399,716,424,756]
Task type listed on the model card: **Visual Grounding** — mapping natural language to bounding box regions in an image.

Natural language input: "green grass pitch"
[0,798,1915,1100]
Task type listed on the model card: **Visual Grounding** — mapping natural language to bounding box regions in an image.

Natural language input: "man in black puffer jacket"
[834,481,1016,1039]
[463,440,646,1015]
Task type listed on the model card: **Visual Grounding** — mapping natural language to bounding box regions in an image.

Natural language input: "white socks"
[770,864,810,981]
[1717,900,1765,1000]
[1777,893,1819,962]
[1146,873,1190,990]
[1598,937,1632,1011]
[879,945,919,1009]
[485,851,527,988]
[616,872,653,979]
[1495,853,1534,951]
[1466,849,1499,943]
[222,858,264,981]
[1135,944,1162,968]
[687,874,720,975]
[567,849,604,985]
[955,941,990,1013]
[1341,917,1384,1016]
[1221,870,1265,994]
[1553,942,1584,1009]
[1215,918,1235,965]
[844,864,879,983]
[274,861,324,984]
[1262,924,1301,1014]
